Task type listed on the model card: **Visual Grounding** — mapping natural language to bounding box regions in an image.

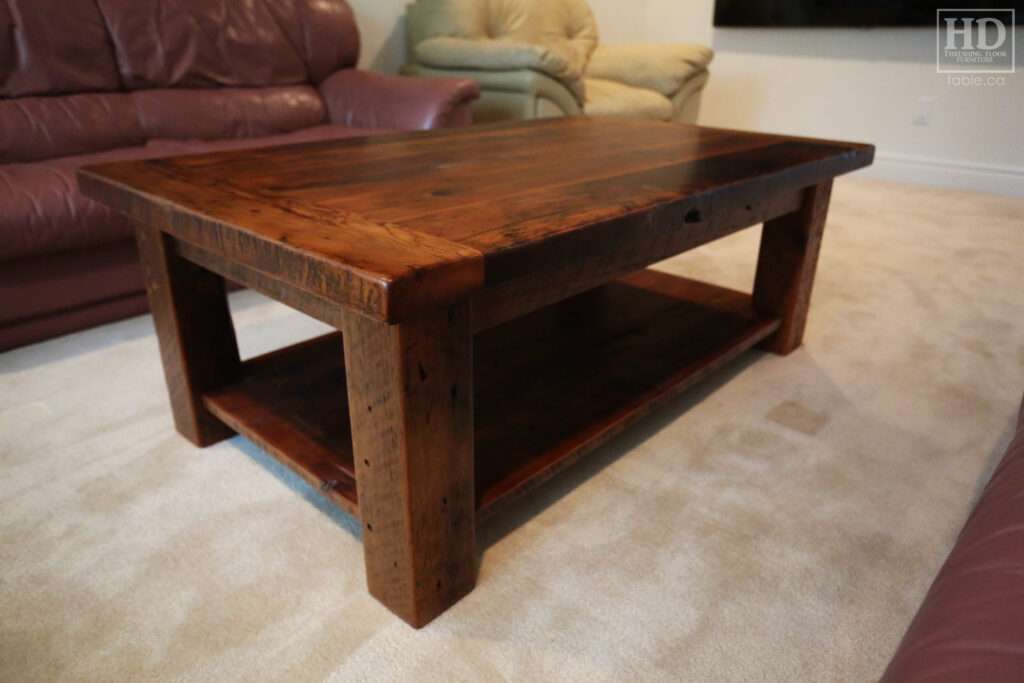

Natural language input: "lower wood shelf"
[203,269,780,524]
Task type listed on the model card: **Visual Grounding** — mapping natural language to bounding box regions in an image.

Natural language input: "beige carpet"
[2,176,1022,681]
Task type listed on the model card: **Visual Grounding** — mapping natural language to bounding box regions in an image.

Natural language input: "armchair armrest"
[318,69,481,131]
[414,37,586,103]
[585,44,713,97]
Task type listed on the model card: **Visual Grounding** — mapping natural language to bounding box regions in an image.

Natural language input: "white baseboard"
[857,152,1024,197]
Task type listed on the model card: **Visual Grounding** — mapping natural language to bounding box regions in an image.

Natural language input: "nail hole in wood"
[684,209,701,223]
[367,405,372,413]
[418,363,427,381]
[364,459,370,467]
[436,580,442,589]
[366,523,372,531]
[451,383,458,398]
[442,497,448,505]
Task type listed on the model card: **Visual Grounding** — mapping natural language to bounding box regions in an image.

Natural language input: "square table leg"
[135,227,240,446]
[752,179,834,355]
[341,303,476,628]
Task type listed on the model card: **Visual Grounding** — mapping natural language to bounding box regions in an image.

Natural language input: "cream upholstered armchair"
[401,0,713,123]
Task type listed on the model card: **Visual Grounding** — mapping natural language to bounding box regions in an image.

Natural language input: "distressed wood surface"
[203,334,358,518]
[88,120,871,628]
[471,187,804,331]
[80,118,872,322]
[175,240,348,330]
[134,226,240,446]
[196,269,778,525]
[752,180,834,354]
[341,303,476,627]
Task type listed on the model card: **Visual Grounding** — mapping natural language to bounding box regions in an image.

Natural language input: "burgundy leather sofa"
[882,394,1024,680]
[0,0,480,352]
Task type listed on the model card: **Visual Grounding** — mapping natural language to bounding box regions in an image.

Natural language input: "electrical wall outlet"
[913,97,935,126]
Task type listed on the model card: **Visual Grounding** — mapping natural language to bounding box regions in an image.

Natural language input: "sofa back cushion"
[0,0,358,163]
[132,87,327,142]
[1,0,359,98]
[0,86,330,165]
[94,0,360,89]
[0,0,122,97]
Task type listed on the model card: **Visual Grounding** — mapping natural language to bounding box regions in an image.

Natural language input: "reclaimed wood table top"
[78,117,873,323]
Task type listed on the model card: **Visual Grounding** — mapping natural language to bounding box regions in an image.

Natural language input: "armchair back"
[407,0,598,79]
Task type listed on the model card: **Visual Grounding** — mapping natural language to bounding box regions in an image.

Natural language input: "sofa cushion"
[0,146,168,262]
[0,86,330,165]
[582,78,673,121]
[0,240,143,327]
[0,0,122,97]
[881,398,1024,681]
[0,125,391,262]
[95,0,360,89]
[0,93,146,165]
[132,87,328,142]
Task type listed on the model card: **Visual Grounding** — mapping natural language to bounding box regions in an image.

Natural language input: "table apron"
[169,185,804,334]
[471,186,804,332]
[174,238,348,329]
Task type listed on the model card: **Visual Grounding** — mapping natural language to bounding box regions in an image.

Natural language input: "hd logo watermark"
[938,8,1015,85]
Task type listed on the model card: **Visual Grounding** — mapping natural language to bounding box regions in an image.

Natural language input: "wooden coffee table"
[79,117,872,627]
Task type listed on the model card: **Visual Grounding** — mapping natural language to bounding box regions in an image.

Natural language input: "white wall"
[349,0,1024,195]
[348,0,410,74]
[590,0,1024,195]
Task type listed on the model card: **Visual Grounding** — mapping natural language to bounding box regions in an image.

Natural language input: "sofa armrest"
[414,37,585,103]
[585,44,713,97]
[318,69,481,131]
[880,393,1024,681]
[401,64,582,116]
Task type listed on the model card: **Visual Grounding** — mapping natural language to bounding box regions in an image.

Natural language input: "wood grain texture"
[79,117,872,322]
[134,226,240,446]
[93,119,870,628]
[341,303,476,628]
[471,187,803,331]
[203,334,358,518]
[175,240,347,330]
[472,269,778,518]
[194,270,778,525]
[78,164,485,323]
[752,180,834,354]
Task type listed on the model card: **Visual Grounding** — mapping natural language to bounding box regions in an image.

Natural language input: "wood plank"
[443,141,870,282]
[753,180,834,354]
[135,227,240,446]
[472,269,778,517]
[78,163,485,323]
[470,187,803,330]
[176,239,347,329]
[314,129,773,222]
[166,116,579,176]
[203,334,358,518]
[80,118,873,319]
[341,303,477,628]
[200,269,778,527]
